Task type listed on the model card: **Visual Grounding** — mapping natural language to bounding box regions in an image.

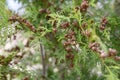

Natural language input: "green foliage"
[0,0,120,80]
[108,16,120,55]
[0,0,12,45]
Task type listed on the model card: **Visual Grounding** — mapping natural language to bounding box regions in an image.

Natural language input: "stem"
[40,43,46,80]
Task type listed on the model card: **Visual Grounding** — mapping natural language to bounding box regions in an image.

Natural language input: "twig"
[40,43,46,80]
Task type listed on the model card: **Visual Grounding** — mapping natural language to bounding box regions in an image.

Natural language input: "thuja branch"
[87,17,120,61]
[8,15,36,32]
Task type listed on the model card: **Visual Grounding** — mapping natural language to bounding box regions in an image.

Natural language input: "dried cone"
[66,53,71,59]
[9,15,36,32]
[39,9,47,13]
[100,25,105,30]
[65,53,74,60]
[23,76,29,80]
[89,42,99,49]
[82,22,87,28]
[100,17,108,30]
[65,47,72,52]
[39,9,50,14]
[63,41,71,46]
[70,31,76,35]
[72,20,79,27]
[80,0,89,12]
[82,30,91,37]
[100,51,108,58]
[101,17,108,24]
[108,48,117,56]
[60,22,69,28]
[114,56,120,61]
[70,63,74,68]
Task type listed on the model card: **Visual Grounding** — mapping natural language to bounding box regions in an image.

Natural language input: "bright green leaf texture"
[0,0,120,80]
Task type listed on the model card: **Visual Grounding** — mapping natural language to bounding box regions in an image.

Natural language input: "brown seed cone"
[100,51,108,59]
[60,22,69,28]
[108,48,117,56]
[65,47,72,52]
[63,41,71,46]
[114,56,120,61]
